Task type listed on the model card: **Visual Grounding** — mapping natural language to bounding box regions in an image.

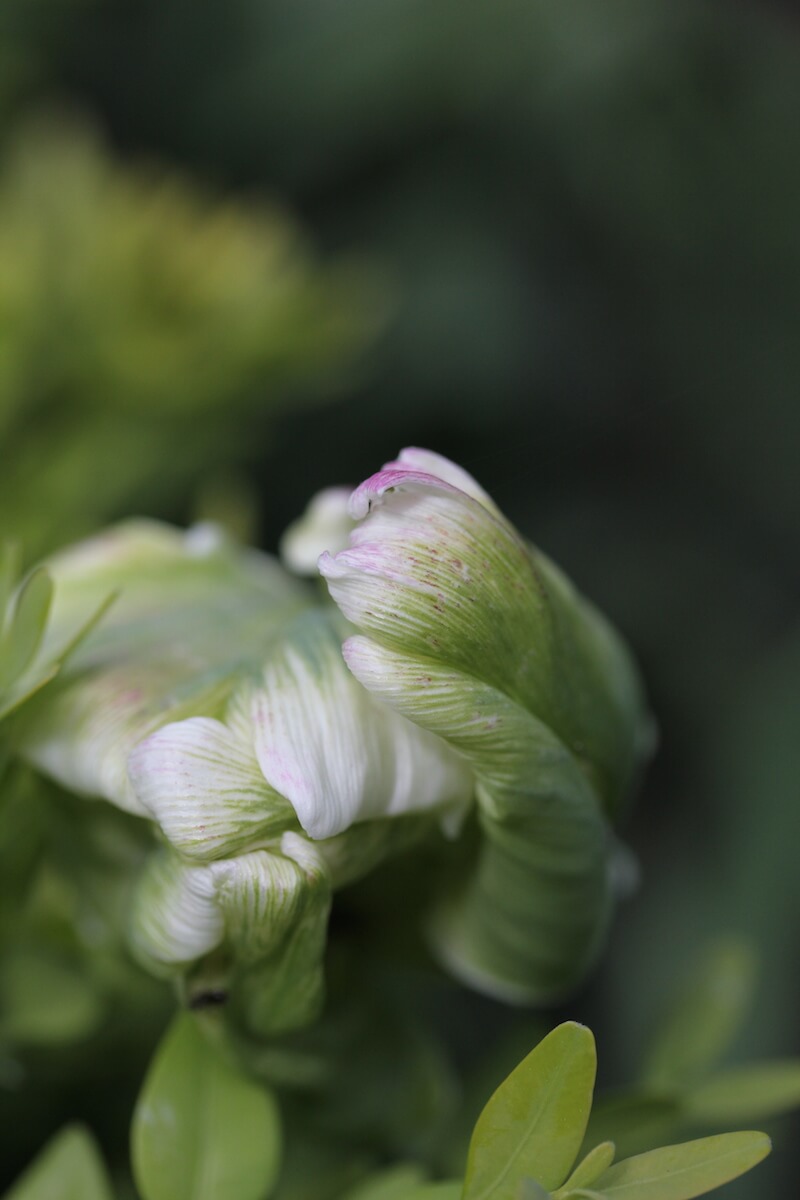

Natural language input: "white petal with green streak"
[128,716,294,860]
[250,613,472,840]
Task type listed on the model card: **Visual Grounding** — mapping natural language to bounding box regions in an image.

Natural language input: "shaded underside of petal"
[130,850,223,967]
[342,635,613,1002]
[210,834,330,962]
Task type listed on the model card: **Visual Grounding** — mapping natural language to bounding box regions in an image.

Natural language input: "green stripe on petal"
[128,716,294,861]
[344,637,611,1003]
[212,835,331,1035]
[131,850,223,968]
[251,610,472,841]
[210,834,328,962]
[321,455,651,819]
[20,520,314,812]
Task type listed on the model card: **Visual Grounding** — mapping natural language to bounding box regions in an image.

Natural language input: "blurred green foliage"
[1,0,799,1197]
[0,118,380,559]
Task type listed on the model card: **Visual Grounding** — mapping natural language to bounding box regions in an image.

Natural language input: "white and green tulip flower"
[17,519,470,1032]
[319,448,653,1004]
[16,448,651,1025]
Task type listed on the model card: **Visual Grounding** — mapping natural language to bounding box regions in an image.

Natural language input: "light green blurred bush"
[0,118,382,559]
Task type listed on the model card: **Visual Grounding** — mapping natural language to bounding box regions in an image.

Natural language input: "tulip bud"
[18,519,471,1030]
[320,448,653,1002]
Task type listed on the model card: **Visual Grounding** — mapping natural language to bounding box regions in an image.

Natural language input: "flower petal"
[280,487,354,574]
[130,851,223,967]
[320,466,545,708]
[250,611,472,840]
[209,833,329,962]
[391,447,499,512]
[343,635,612,1003]
[19,519,313,813]
[321,450,650,817]
[128,716,294,860]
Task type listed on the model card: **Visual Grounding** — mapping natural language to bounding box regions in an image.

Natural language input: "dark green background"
[1,2,798,1196]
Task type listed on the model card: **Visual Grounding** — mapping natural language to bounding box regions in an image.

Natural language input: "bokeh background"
[1,1,798,1196]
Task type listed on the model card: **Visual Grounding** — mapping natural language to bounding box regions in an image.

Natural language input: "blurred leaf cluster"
[8,1019,778,1199]
[0,117,381,559]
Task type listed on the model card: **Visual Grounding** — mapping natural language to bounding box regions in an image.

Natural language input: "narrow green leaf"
[50,588,118,669]
[0,543,21,629]
[3,1124,113,1200]
[558,1143,615,1193]
[685,1061,800,1122]
[0,569,53,689]
[590,1132,770,1199]
[132,1013,281,1200]
[464,1022,597,1199]
[643,940,756,1093]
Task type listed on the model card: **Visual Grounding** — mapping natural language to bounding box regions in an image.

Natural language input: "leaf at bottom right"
[583,1131,770,1200]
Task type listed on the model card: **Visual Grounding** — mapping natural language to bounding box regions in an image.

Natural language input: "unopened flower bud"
[320,448,652,1002]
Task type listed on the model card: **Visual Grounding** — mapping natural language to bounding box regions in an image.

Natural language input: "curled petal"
[209,836,329,962]
[131,851,223,967]
[250,611,471,840]
[343,635,611,1002]
[321,449,652,1001]
[128,716,294,860]
[322,449,648,816]
[280,487,355,575]
[19,519,313,812]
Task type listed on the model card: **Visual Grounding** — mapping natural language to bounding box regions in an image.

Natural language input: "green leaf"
[463,1022,596,1199]
[400,1188,461,1200]
[0,568,53,690]
[0,543,21,627]
[642,940,756,1093]
[3,1124,113,1200]
[588,1132,770,1199]
[131,1013,281,1200]
[685,1061,800,1122]
[0,951,104,1046]
[519,1181,551,1199]
[558,1143,615,1193]
[342,1166,427,1199]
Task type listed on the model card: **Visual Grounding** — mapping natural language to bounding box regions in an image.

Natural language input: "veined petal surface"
[320,448,652,1001]
[250,611,472,840]
[128,716,294,860]
[19,520,313,812]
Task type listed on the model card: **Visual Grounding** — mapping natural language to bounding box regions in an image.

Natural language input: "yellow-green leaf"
[342,1167,427,1199]
[589,1132,770,1199]
[132,1013,281,1200]
[464,1022,596,1199]
[557,1143,615,1194]
[0,568,53,690]
[3,1125,112,1200]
